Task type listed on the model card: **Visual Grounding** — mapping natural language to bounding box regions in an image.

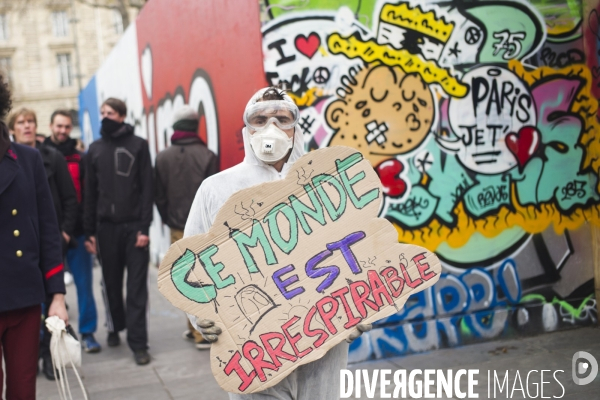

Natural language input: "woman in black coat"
[0,76,68,399]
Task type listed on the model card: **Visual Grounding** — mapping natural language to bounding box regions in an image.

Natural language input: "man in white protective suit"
[183,87,372,400]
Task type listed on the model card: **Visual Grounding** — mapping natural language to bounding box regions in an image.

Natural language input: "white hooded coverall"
[183,89,348,400]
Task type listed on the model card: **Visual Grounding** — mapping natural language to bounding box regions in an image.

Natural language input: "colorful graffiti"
[259,0,599,361]
[78,0,598,363]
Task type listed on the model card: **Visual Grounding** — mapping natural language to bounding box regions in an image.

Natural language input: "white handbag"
[45,316,89,400]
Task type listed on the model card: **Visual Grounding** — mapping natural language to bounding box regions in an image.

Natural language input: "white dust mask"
[250,121,294,164]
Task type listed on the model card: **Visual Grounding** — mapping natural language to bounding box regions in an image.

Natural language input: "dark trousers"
[97,222,149,351]
[0,305,42,400]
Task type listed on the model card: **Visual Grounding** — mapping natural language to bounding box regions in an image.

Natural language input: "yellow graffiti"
[394,61,600,251]
[379,3,454,44]
[287,87,324,107]
[327,33,468,98]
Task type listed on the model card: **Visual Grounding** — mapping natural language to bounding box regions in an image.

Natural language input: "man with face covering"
[84,98,153,366]
[184,87,371,400]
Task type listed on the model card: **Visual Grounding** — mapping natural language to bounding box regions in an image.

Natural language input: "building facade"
[0,0,142,135]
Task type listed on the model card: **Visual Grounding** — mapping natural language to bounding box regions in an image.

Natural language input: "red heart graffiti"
[295,33,321,59]
[506,126,541,168]
[376,158,407,198]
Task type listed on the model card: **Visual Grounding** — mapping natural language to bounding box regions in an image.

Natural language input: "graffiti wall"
[79,0,599,363]
[258,0,599,362]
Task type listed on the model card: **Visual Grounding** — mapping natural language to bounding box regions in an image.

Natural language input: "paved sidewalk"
[36,263,600,399]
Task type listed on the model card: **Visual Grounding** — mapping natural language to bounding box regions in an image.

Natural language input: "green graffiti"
[171,249,217,304]
[464,4,543,62]
[463,176,511,217]
[520,294,595,319]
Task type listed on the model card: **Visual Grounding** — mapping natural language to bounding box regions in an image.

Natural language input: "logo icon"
[572,351,598,385]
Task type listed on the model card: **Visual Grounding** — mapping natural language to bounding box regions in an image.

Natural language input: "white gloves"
[196,318,222,342]
[346,323,372,343]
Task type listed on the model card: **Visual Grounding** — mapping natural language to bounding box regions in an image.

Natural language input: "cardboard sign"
[158,146,441,393]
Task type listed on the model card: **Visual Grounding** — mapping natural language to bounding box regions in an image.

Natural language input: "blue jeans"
[67,235,98,334]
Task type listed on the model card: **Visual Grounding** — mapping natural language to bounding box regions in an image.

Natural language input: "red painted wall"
[136,0,268,169]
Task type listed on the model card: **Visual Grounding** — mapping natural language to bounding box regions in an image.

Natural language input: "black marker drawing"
[234,200,257,220]
[296,166,314,185]
[235,284,279,334]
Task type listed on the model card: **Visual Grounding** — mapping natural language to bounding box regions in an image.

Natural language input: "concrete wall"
[79,0,599,363]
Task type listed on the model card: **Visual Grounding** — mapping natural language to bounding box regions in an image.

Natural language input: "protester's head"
[49,109,73,144]
[35,133,46,144]
[243,87,299,164]
[172,105,199,132]
[8,107,37,147]
[100,98,127,123]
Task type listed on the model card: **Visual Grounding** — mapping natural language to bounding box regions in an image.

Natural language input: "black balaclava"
[101,117,125,136]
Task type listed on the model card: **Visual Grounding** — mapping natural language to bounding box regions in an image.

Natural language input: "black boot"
[42,354,55,381]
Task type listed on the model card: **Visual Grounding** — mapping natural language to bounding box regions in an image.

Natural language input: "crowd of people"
[0,71,369,399]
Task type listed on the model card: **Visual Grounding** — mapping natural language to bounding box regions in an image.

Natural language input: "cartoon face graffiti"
[326,63,436,166]
[441,66,536,175]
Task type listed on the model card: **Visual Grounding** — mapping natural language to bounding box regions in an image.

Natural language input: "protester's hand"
[48,293,69,326]
[85,236,97,255]
[135,232,150,248]
[196,318,222,342]
[62,231,70,244]
[346,323,372,343]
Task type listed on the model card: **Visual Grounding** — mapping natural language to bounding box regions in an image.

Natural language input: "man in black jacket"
[154,105,218,350]
[84,98,153,365]
[9,107,78,380]
[45,109,101,354]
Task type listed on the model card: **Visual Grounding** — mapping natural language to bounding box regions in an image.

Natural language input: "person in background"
[154,105,218,350]
[84,98,153,366]
[36,132,46,144]
[44,109,101,354]
[9,107,78,381]
[0,74,68,398]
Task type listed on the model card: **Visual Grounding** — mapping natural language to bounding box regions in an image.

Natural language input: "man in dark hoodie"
[154,105,218,350]
[84,98,153,365]
[45,109,101,354]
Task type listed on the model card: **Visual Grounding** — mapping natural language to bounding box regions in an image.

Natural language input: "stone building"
[0,0,143,136]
